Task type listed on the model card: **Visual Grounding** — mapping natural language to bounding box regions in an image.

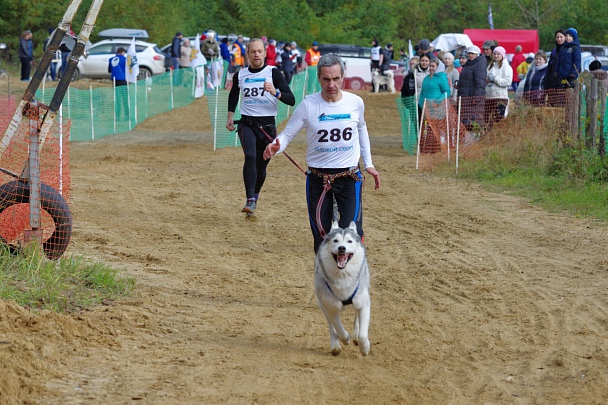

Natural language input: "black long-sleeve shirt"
[228,65,295,126]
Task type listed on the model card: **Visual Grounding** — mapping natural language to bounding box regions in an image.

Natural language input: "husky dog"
[371,68,396,93]
[314,221,371,356]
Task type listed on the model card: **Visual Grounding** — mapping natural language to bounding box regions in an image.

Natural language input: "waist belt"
[308,167,360,185]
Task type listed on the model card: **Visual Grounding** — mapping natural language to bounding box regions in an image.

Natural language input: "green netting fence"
[34,63,321,146]
[395,95,419,155]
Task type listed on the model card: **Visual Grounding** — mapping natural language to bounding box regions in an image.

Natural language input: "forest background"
[0,0,607,59]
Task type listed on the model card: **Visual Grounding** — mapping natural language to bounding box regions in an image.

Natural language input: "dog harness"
[324,280,359,306]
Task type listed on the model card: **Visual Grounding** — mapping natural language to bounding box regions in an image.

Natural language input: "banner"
[488,4,494,30]
[195,65,206,98]
[191,34,207,68]
[126,37,139,83]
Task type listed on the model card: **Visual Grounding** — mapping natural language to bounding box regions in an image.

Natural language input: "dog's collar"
[324,280,359,306]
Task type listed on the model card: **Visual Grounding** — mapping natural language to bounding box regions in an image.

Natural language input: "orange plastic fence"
[0,97,72,259]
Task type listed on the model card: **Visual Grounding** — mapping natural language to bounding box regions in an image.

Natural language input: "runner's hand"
[366,167,381,190]
[263,139,280,160]
[226,118,235,131]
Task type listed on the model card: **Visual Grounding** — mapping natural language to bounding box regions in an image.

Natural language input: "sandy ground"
[2,87,608,404]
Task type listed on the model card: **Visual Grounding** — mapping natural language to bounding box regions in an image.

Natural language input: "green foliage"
[549,146,608,184]
[0,243,135,313]
[1,0,607,62]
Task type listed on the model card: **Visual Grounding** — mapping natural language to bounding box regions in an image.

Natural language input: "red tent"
[464,29,539,54]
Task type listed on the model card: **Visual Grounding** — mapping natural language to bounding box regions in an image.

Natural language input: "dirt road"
[2,92,608,404]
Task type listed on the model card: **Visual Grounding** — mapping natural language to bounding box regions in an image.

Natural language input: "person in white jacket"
[484,46,512,132]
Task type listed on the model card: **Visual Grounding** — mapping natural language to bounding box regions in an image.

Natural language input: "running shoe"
[242,198,256,215]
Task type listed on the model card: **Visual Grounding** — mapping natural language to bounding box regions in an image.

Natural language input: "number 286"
[317,127,353,142]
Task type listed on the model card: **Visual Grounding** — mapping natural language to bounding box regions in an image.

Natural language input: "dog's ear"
[331,221,340,230]
[348,221,357,232]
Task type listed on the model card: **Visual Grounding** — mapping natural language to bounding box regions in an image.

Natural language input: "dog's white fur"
[371,69,395,94]
[314,221,371,356]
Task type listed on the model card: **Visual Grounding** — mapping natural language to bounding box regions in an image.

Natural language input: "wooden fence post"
[599,81,607,157]
[586,78,598,150]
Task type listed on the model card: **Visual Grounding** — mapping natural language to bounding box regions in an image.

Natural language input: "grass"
[440,101,608,222]
[0,243,135,313]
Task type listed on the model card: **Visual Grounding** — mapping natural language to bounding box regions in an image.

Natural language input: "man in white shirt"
[264,54,381,252]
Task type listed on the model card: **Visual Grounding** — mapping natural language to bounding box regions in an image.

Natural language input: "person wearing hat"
[485,46,513,132]
[305,41,320,67]
[482,39,497,66]
[170,31,183,71]
[290,41,302,72]
[457,50,468,72]
[458,45,487,132]
[555,27,581,88]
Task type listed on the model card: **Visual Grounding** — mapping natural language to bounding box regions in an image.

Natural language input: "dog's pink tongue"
[337,254,348,268]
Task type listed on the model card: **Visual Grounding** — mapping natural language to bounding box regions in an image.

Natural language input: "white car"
[60,38,167,81]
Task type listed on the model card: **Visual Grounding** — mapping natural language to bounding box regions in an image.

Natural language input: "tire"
[137,67,152,81]
[0,180,72,259]
[349,78,365,91]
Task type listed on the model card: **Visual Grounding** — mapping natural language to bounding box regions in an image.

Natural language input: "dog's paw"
[358,338,370,356]
[330,343,342,356]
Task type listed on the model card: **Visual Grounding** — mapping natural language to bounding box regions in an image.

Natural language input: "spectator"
[442,52,459,101]
[485,46,512,132]
[419,58,450,109]
[219,37,231,65]
[266,39,277,66]
[305,41,320,67]
[522,51,549,106]
[370,39,382,71]
[108,47,128,120]
[556,28,581,88]
[419,38,445,72]
[59,25,75,78]
[170,32,182,71]
[281,42,295,84]
[418,58,450,152]
[544,29,567,91]
[414,53,431,97]
[180,38,192,68]
[400,56,419,98]
[457,50,468,72]
[516,53,534,83]
[291,41,302,72]
[458,45,487,132]
[43,27,58,81]
[201,30,220,60]
[482,40,497,67]
[510,45,526,91]
[18,30,33,81]
[380,43,393,75]
[231,35,246,73]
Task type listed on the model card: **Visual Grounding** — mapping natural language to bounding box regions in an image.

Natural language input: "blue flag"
[488,4,494,30]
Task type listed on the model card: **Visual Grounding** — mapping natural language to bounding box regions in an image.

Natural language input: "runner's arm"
[271,68,296,106]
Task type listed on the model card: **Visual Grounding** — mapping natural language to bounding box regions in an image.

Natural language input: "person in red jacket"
[265,39,277,66]
[510,45,526,91]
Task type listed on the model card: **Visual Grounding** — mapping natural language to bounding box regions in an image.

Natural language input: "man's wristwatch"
[275,90,281,98]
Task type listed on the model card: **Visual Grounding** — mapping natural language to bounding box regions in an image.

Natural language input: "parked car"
[315,43,405,91]
[59,29,167,81]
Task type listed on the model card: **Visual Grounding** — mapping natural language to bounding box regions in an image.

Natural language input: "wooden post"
[599,81,607,157]
[586,78,598,150]
[565,86,579,141]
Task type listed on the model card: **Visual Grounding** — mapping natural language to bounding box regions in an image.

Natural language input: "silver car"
[61,38,167,81]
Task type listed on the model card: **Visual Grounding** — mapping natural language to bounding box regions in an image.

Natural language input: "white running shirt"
[238,66,279,117]
[275,91,374,169]
[371,46,381,61]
